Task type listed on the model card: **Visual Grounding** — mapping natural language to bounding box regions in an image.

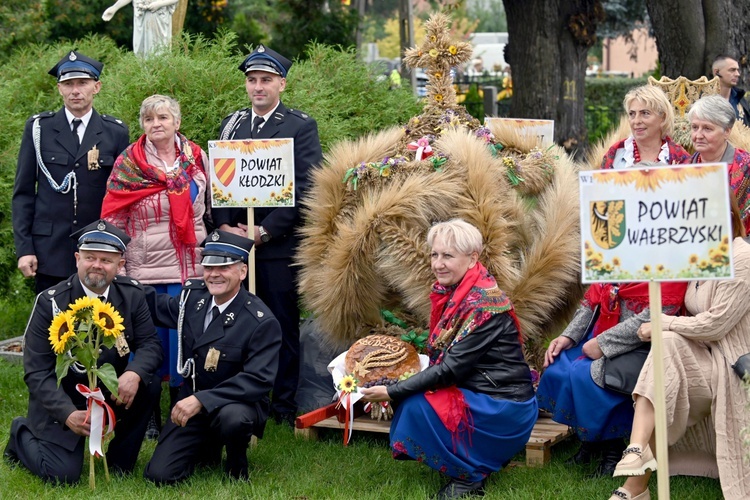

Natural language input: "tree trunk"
[647,0,749,88]
[173,0,188,38]
[504,0,599,157]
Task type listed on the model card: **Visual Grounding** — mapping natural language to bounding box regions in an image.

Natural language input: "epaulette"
[28,111,55,123]
[42,278,73,298]
[100,114,127,129]
[286,108,311,120]
[242,295,272,321]
[113,275,143,288]
[183,278,207,290]
[224,108,251,120]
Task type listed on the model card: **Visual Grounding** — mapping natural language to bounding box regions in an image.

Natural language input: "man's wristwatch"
[258,226,271,243]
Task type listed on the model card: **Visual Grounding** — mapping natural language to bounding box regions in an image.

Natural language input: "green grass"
[0,359,723,499]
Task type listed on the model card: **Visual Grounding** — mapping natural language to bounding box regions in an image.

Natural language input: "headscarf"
[101,132,204,282]
[428,262,520,365]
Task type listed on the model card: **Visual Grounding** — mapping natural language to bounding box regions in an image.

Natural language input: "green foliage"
[45,0,132,49]
[183,0,230,39]
[270,0,359,60]
[284,43,422,150]
[469,0,507,32]
[584,77,647,142]
[0,0,48,62]
[0,33,420,300]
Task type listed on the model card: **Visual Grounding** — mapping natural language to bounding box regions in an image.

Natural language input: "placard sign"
[484,117,555,146]
[208,139,295,208]
[579,163,732,283]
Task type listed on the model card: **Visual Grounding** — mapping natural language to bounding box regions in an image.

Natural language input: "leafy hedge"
[584,77,648,143]
[0,32,422,306]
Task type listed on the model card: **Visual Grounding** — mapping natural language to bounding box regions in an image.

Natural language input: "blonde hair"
[427,218,483,255]
[139,94,181,130]
[623,85,674,137]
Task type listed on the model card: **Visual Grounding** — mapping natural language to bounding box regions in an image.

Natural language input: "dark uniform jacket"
[212,101,323,260]
[22,275,162,451]
[12,108,130,277]
[388,314,535,403]
[146,279,282,436]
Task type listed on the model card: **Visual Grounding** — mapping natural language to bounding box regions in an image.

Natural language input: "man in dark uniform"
[13,51,131,294]
[143,230,282,483]
[3,220,162,484]
[213,45,323,426]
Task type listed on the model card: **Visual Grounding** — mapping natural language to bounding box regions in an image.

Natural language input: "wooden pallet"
[294,405,572,467]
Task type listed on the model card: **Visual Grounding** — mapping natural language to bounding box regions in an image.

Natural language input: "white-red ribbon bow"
[407,136,433,161]
[76,384,116,457]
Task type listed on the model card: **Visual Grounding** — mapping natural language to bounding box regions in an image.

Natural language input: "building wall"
[602,27,659,78]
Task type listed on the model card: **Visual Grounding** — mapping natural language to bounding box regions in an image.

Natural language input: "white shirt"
[64,108,93,144]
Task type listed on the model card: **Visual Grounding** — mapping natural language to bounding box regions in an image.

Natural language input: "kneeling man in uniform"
[144,230,281,484]
[4,220,163,484]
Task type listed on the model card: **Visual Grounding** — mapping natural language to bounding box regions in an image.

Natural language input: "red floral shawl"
[101,133,204,282]
[582,281,688,336]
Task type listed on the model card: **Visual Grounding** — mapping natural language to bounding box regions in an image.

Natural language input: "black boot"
[145,412,160,440]
[435,477,487,499]
[591,439,626,477]
[566,440,600,465]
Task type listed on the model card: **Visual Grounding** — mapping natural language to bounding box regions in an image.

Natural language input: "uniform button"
[73,220,78,225]
[74,163,80,168]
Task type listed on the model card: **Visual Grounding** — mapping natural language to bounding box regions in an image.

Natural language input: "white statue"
[102,0,179,57]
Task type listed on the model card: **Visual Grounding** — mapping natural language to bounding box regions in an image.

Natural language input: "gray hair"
[139,94,181,129]
[427,218,483,256]
[687,94,736,131]
[623,85,675,137]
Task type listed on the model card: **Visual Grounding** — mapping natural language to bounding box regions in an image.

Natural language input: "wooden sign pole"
[247,207,256,295]
[648,280,669,499]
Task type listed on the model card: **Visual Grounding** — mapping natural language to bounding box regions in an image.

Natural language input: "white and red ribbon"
[76,384,116,457]
[335,391,356,445]
[407,137,433,161]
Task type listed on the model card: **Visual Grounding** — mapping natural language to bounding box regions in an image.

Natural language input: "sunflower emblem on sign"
[590,200,626,250]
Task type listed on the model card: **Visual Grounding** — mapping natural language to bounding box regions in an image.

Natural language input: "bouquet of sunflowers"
[48,296,126,489]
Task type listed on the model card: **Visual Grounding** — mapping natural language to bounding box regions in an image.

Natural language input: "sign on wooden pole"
[579,163,732,498]
[208,138,296,294]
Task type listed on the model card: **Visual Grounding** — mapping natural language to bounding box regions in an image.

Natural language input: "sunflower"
[49,311,76,354]
[69,296,94,316]
[338,374,358,393]
[689,254,699,265]
[612,257,621,267]
[92,301,125,337]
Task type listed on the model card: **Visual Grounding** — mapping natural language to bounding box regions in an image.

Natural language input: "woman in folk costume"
[361,219,537,500]
[536,278,688,477]
[610,197,750,500]
[688,95,750,234]
[601,85,690,169]
[101,94,209,436]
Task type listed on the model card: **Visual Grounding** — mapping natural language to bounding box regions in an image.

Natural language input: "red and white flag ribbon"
[76,384,116,457]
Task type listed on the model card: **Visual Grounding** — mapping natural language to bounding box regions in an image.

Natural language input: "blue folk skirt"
[536,335,634,441]
[153,283,183,388]
[390,389,537,482]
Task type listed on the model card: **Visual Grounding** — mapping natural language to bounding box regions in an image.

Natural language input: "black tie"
[97,295,106,303]
[252,116,265,137]
[71,118,82,147]
[205,306,220,332]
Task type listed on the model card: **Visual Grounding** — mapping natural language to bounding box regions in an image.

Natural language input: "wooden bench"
[294,404,573,467]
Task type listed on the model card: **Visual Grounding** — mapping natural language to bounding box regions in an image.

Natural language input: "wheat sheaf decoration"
[297,12,583,369]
